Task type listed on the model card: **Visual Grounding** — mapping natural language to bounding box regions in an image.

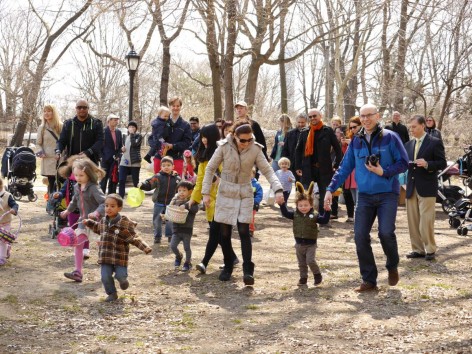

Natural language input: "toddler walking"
[249,168,263,237]
[139,156,180,243]
[60,156,106,282]
[169,181,199,271]
[278,182,330,286]
[0,177,19,265]
[83,194,152,302]
[275,157,296,203]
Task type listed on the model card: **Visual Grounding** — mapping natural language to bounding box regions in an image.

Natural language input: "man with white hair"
[100,113,123,194]
[324,104,408,292]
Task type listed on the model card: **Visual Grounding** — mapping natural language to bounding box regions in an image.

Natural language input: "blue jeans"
[354,192,399,286]
[153,204,172,240]
[101,263,128,295]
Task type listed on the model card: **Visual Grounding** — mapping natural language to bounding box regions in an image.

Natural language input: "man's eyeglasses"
[237,137,253,144]
[76,106,88,110]
[308,114,318,118]
[349,125,359,130]
[360,112,377,119]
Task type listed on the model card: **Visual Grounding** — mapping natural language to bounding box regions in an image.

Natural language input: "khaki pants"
[295,243,320,278]
[406,189,437,254]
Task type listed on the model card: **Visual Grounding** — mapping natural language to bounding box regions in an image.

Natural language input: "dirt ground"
[1,173,472,354]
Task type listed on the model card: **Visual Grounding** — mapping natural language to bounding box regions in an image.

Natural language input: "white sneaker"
[83,248,90,260]
[196,263,206,274]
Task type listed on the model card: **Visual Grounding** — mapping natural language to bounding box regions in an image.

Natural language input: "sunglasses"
[237,137,253,144]
[349,125,359,130]
[76,106,88,110]
[360,112,377,119]
[308,114,318,118]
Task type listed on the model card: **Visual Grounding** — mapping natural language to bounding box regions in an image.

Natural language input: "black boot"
[219,267,233,281]
[243,262,255,286]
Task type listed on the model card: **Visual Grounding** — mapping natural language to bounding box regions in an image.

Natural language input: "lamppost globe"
[125,47,140,122]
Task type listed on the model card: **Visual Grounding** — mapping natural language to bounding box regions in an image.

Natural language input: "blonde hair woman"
[270,114,292,171]
[37,104,63,194]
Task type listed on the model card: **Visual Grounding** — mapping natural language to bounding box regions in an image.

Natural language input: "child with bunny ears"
[278,181,330,286]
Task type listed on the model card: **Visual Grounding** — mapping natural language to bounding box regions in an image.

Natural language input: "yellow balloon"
[126,188,145,207]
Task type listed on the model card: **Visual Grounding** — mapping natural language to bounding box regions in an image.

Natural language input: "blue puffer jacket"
[327,126,408,195]
[150,116,192,161]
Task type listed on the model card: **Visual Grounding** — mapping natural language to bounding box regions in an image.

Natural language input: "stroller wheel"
[462,227,468,236]
[28,193,38,202]
[451,218,461,229]
[442,198,456,213]
[12,191,22,201]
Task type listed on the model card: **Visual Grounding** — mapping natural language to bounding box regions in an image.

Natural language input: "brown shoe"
[354,282,378,292]
[388,268,399,286]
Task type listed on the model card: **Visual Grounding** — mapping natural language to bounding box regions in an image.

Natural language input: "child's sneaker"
[0,258,6,266]
[174,253,183,269]
[314,273,323,285]
[196,263,206,274]
[298,278,307,286]
[105,293,118,302]
[64,270,83,282]
[83,248,90,260]
[119,278,129,290]
[182,261,192,272]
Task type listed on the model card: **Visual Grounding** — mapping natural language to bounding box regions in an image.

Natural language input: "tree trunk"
[244,60,263,113]
[393,0,409,112]
[223,0,237,121]
[160,41,171,106]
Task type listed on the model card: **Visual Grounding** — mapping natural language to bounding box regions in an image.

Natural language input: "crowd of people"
[0,97,450,301]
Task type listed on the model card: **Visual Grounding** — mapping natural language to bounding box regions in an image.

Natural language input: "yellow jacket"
[190,160,220,222]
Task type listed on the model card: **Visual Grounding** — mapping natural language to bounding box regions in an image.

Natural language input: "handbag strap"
[46,128,59,141]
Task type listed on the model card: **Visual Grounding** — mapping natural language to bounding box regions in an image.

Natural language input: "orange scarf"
[304,120,324,157]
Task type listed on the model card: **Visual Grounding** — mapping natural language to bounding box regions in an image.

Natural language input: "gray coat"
[67,182,106,230]
[202,135,283,225]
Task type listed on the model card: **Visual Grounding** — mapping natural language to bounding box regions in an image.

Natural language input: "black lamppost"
[125,46,140,122]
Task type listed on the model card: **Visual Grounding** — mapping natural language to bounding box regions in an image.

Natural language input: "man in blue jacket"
[56,99,104,165]
[323,104,408,292]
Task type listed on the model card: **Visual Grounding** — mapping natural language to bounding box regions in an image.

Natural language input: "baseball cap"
[234,101,248,108]
[107,113,120,121]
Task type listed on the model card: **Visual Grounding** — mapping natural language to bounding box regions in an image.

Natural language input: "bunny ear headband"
[295,181,315,204]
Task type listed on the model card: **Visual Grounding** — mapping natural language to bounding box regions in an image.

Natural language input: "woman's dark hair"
[221,120,233,138]
[231,120,253,136]
[195,124,221,163]
[427,116,436,128]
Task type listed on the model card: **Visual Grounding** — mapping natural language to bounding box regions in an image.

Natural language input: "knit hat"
[161,156,174,165]
[128,121,138,129]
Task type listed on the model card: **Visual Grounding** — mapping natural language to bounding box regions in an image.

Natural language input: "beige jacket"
[202,135,283,225]
[37,123,63,176]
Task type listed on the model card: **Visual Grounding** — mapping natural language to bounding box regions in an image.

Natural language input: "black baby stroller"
[447,198,472,236]
[47,162,68,238]
[437,145,472,213]
[1,147,38,202]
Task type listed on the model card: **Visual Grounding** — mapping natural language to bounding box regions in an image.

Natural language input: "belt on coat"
[220,172,251,184]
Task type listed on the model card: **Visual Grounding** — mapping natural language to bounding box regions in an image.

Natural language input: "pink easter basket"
[0,211,22,244]
[57,222,86,247]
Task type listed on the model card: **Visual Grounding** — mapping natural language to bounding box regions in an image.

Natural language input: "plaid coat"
[85,214,151,267]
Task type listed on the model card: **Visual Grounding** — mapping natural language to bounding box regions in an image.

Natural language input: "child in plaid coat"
[83,194,152,302]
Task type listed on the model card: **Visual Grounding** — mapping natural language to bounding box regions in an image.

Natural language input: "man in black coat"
[384,111,410,145]
[282,113,307,182]
[235,101,268,160]
[405,115,446,261]
[295,108,342,213]
[56,99,104,165]
[100,114,123,194]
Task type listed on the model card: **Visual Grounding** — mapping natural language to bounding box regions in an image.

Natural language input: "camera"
[365,154,379,166]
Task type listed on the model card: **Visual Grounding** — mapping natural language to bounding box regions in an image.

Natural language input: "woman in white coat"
[202,120,284,285]
[37,104,63,194]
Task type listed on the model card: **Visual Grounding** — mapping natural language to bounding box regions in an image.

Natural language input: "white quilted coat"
[202,135,283,226]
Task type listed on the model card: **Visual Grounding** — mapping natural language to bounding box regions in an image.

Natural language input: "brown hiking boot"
[388,268,399,286]
[354,282,378,292]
